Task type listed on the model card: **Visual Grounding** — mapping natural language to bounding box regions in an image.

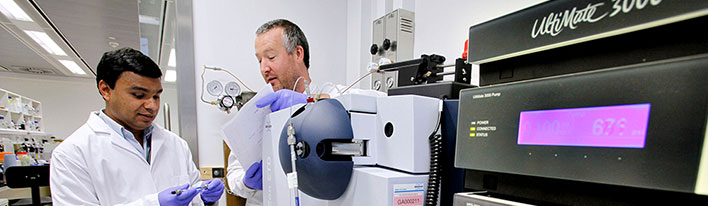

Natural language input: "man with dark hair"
[50,47,224,205]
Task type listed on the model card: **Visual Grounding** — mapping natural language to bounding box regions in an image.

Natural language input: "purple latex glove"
[200,179,224,203]
[256,89,307,112]
[158,184,199,206]
[243,160,263,190]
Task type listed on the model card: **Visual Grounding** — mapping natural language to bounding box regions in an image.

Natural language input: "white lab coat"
[50,111,203,205]
[225,83,384,206]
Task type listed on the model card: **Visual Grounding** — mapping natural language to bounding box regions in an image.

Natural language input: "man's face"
[255,27,302,91]
[99,71,162,133]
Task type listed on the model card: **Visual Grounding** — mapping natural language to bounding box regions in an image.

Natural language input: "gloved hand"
[158,184,199,206]
[200,179,224,204]
[243,160,263,190]
[256,89,307,112]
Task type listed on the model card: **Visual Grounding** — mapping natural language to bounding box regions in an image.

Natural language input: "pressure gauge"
[207,80,223,96]
[224,82,242,96]
[218,95,235,111]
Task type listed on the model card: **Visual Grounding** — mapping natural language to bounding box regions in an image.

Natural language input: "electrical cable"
[289,76,306,115]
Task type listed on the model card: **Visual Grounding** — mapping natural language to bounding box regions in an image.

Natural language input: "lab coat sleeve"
[50,147,165,205]
[226,151,257,199]
[50,148,101,205]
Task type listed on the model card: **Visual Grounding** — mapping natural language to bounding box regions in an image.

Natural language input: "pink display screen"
[518,104,651,148]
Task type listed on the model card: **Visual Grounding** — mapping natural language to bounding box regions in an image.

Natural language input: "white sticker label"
[287,172,298,189]
[393,183,424,206]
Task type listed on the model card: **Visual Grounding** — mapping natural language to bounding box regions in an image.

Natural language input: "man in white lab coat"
[50,48,224,205]
[226,18,317,206]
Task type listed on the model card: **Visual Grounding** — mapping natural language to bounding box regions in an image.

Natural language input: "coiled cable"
[426,99,444,206]
[426,133,442,206]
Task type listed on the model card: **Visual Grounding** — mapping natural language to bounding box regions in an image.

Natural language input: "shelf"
[0,128,45,136]
[0,88,43,136]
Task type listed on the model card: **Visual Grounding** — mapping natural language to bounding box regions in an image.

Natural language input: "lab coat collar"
[86,112,149,164]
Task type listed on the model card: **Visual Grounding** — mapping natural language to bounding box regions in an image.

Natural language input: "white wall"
[0,73,180,139]
[192,0,349,167]
[414,0,545,85]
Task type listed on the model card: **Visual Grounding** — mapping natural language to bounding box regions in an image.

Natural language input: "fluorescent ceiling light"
[59,60,86,75]
[24,30,67,56]
[0,0,33,22]
[168,48,176,67]
[165,69,176,82]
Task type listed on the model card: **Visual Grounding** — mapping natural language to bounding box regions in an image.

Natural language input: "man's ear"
[98,80,112,102]
[295,45,304,62]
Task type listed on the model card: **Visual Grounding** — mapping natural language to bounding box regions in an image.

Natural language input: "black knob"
[370,44,379,55]
[382,39,391,50]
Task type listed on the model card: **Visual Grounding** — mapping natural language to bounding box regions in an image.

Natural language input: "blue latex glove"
[256,89,307,112]
[158,184,199,206]
[243,160,263,190]
[200,179,224,204]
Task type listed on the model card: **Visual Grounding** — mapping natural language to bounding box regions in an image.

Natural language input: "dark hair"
[256,19,310,68]
[95,47,162,90]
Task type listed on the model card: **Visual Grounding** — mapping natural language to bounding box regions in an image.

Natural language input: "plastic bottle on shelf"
[34,121,40,131]
[7,97,13,112]
[9,97,20,112]
[0,115,5,129]
[26,120,33,131]
[15,100,21,112]
[18,119,26,130]
[9,120,15,130]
